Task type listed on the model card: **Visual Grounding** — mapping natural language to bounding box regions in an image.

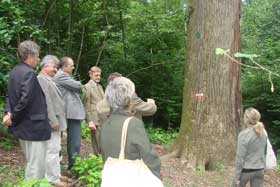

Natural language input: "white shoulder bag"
[264,130,277,170]
[101,117,164,187]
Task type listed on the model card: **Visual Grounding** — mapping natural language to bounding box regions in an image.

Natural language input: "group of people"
[1,40,270,187]
[2,40,160,187]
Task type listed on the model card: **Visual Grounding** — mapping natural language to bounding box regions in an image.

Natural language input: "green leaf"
[234,52,259,58]
[215,48,225,55]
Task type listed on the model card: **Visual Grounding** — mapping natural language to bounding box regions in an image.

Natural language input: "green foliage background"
[241,0,280,149]
[0,0,186,129]
[71,155,103,187]
[0,0,279,151]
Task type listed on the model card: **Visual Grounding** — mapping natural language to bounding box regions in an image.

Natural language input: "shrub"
[0,97,18,150]
[277,149,280,171]
[81,120,91,140]
[146,127,178,145]
[3,178,51,187]
[71,154,103,187]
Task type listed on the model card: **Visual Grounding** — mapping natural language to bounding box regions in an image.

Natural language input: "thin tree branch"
[41,0,56,29]
[249,57,280,77]
[95,0,110,66]
[55,0,60,48]
[126,62,166,77]
[67,0,74,56]
[222,52,280,77]
[221,50,280,92]
[75,24,85,74]
[117,0,126,62]
[224,53,260,69]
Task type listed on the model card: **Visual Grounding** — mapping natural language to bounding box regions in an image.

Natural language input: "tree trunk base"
[160,149,179,161]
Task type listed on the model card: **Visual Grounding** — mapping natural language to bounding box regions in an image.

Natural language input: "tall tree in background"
[173,0,242,169]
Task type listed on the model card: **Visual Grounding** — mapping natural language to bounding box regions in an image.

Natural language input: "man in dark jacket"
[3,40,51,180]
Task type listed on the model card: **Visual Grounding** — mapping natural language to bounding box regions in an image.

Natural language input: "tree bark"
[175,0,242,170]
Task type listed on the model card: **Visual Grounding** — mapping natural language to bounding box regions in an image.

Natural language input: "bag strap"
[263,129,268,156]
[119,116,133,159]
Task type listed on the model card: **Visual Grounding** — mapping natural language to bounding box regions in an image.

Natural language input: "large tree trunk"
[175,0,242,170]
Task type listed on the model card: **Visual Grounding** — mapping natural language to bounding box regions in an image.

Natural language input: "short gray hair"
[40,55,59,67]
[107,72,122,83]
[90,66,101,72]
[105,77,135,111]
[17,40,40,62]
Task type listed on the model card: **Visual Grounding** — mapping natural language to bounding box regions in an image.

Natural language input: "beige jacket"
[83,80,104,126]
[96,93,157,120]
[37,73,67,131]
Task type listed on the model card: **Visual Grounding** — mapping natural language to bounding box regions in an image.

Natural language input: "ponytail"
[253,122,265,137]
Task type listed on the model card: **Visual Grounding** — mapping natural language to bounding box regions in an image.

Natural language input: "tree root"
[160,149,179,161]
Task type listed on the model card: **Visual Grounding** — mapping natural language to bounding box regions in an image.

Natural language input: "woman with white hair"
[232,108,267,187]
[100,77,161,179]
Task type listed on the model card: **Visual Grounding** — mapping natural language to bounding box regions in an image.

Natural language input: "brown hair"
[59,57,72,69]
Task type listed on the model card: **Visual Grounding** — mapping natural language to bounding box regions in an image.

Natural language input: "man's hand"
[147,98,155,104]
[52,124,60,131]
[2,112,12,126]
[88,121,97,130]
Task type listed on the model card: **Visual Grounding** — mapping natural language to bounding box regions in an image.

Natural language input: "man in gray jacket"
[37,55,67,187]
[54,57,85,170]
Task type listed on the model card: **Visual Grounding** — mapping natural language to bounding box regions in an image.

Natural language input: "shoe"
[64,170,73,177]
[60,176,68,182]
[59,155,63,162]
[51,181,67,187]
[64,170,78,179]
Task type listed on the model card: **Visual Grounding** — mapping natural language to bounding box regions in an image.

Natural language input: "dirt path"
[0,138,279,186]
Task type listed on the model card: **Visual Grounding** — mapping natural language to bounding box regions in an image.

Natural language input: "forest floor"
[0,136,280,187]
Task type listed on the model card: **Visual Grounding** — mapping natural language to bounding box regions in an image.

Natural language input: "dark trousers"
[91,127,101,155]
[240,170,264,187]
[67,119,81,169]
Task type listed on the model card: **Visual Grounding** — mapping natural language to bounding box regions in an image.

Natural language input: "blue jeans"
[67,119,81,169]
